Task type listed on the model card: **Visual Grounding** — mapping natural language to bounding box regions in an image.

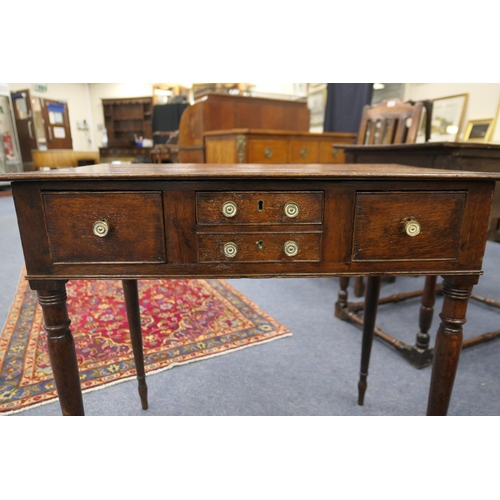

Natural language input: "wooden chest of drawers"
[204,129,357,164]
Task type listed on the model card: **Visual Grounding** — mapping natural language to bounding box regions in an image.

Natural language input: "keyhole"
[258,200,264,212]
[256,240,264,250]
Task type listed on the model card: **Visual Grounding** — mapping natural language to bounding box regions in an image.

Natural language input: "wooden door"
[40,98,73,149]
[10,89,38,164]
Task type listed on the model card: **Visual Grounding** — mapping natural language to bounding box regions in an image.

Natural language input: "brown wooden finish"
[2,163,498,416]
[32,149,100,169]
[178,94,312,162]
[204,129,357,165]
[122,279,148,410]
[342,141,500,366]
[357,98,423,145]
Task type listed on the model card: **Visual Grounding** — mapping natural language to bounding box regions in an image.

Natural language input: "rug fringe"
[2,330,292,416]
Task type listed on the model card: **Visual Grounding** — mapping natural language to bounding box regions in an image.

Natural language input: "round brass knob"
[284,240,299,257]
[93,220,109,237]
[264,147,273,159]
[223,242,238,258]
[222,201,238,218]
[332,146,339,158]
[404,220,421,237]
[284,202,300,218]
[300,147,308,158]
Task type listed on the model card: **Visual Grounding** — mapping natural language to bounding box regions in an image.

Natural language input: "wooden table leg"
[33,280,85,416]
[358,276,381,406]
[426,275,477,416]
[122,279,148,410]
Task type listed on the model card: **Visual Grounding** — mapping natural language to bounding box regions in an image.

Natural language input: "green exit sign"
[34,84,47,92]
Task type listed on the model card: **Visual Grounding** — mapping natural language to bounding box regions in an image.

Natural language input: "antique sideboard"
[204,129,356,164]
[2,163,498,416]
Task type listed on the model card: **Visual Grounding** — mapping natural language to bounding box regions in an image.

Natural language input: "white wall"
[404,83,500,140]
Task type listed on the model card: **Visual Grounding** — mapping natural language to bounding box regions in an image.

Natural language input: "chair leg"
[122,279,148,410]
[358,276,381,406]
[354,276,365,297]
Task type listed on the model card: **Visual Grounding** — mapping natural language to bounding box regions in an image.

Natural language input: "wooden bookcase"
[102,97,153,147]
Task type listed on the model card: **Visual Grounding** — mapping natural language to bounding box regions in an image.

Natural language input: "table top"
[3,163,500,182]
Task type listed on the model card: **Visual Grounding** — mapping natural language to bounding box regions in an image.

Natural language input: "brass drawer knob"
[300,147,308,158]
[222,201,238,218]
[284,202,300,218]
[93,220,109,237]
[404,219,421,237]
[264,147,273,159]
[284,240,299,257]
[223,242,238,258]
[332,146,339,157]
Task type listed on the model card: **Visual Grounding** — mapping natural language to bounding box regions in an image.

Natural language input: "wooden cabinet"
[204,129,357,164]
[102,97,153,148]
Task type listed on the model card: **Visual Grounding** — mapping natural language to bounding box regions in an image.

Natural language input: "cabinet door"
[40,98,73,150]
[11,89,38,163]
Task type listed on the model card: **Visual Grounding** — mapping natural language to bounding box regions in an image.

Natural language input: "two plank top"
[2,163,500,182]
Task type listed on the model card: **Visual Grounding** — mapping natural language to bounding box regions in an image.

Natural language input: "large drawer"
[198,232,322,262]
[352,191,467,261]
[42,191,166,263]
[197,191,324,225]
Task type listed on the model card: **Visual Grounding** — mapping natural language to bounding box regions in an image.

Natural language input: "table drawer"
[288,140,319,163]
[319,142,346,163]
[42,191,166,263]
[198,232,322,262]
[352,191,467,261]
[247,139,288,163]
[197,191,324,225]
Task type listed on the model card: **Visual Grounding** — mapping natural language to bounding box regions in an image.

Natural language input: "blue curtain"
[323,83,373,134]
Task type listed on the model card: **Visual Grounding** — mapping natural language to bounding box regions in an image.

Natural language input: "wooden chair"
[356,98,424,146]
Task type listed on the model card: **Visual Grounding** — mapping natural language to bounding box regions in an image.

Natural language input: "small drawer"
[197,191,324,225]
[198,232,322,262]
[43,191,166,263]
[288,140,319,163]
[247,139,288,163]
[319,142,346,163]
[352,191,467,261]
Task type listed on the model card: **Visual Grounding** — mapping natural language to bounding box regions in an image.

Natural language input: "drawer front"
[43,192,166,263]
[288,140,319,163]
[319,142,346,163]
[198,232,322,262]
[352,191,466,261]
[247,139,288,163]
[197,191,324,225]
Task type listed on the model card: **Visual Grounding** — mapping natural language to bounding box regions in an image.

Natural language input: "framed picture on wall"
[490,99,500,143]
[429,93,468,142]
[462,118,494,142]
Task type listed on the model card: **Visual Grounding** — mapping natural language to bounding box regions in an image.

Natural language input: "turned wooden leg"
[426,276,477,416]
[354,276,365,297]
[358,276,381,406]
[122,279,148,410]
[33,280,85,416]
[335,277,351,320]
[416,275,438,350]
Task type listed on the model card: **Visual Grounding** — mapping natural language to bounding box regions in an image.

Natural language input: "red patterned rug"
[0,271,291,414]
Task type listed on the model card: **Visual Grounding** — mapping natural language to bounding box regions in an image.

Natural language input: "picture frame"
[429,93,468,142]
[462,118,494,142]
[490,99,500,143]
